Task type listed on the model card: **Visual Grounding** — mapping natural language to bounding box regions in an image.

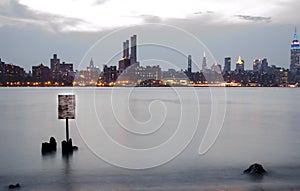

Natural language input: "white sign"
[58,94,75,119]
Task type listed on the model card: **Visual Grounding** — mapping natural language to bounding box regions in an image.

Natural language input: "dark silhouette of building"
[130,35,137,65]
[0,58,25,85]
[49,54,74,83]
[261,58,269,73]
[60,62,73,75]
[103,65,117,86]
[188,55,192,74]
[253,59,261,72]
[32,63,50,82]
[119,36,137,74]
[50,54,60,79]
[223,57,231,73]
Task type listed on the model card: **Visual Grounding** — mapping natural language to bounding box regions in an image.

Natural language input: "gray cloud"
[93,0,110,5]
[235,15,272,23]
[0,0,88,32]
[139,15,162,23]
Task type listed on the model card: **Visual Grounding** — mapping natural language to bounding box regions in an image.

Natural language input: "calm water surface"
[0,87,300,191]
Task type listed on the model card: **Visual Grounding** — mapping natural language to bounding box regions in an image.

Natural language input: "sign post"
[58,94,76,154]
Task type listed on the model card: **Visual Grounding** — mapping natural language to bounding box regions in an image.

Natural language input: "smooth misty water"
[0,87,300,191]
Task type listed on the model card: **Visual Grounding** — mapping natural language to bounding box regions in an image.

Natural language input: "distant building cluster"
[0,29,300,87]
[0,58,26,86]
[97,35,163,86]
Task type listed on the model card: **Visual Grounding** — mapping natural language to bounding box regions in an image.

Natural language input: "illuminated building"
[50,54,60,79]
[60,62,73,75]
[76,58,101,86]
[103,65,117,86]
[32,63,50,82]
[253,59,261,72]
[0,58,25,84]
[290,28,300,72]
[235,56,244,73]
[223,57,231,73]
[49,54,74,82]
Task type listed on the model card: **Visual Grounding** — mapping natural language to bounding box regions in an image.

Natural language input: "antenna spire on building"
[294,27,298,40]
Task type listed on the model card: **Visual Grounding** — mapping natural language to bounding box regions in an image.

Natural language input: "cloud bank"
[0,0,298,32]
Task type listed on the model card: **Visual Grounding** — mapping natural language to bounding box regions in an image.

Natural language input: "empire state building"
[290,28,300,72]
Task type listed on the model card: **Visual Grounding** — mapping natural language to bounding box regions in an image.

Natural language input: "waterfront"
[0,87,300,190]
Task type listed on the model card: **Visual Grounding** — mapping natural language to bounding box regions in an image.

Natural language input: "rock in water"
[244,163,267,175]
[8,183,20,189]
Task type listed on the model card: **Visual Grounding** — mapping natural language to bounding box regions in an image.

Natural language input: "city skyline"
[0,31,297,87]
[1,29,299,74]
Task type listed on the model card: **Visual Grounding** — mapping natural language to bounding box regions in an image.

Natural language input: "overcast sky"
[0,0,299,72]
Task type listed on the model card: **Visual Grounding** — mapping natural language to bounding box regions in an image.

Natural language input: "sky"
[0,0,299,72]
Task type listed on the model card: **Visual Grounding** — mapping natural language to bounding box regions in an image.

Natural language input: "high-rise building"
[130,35,137,65]
[122,40,130,59]
[253,59,261,72]
[202,51,207,71]
[290,28,300,72]
[49,54,74,82]
[187,55,192,74]
[261,58,269,73]
[235,56,244,73]
[50,54,60,79]
[223,57,231,73]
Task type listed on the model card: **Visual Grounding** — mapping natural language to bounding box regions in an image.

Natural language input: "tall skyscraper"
[130,35,137,65]
[235,56,244,73]
[223,57,231,73]
[290,28,300,72]
[202,51,207,71]
[261,58,269,73]
[50,54,60,79]
[187,55,192,74]
[253,59,261,72]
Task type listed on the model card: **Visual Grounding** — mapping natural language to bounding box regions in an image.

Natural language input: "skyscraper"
[290,28,300,72]
[50,54,60,79]
[130,35,137,65]
[187,55,192,74]
[202,51,207,71]
[223,57,231,73]
[235,56,244,73]
[261,58,269,73]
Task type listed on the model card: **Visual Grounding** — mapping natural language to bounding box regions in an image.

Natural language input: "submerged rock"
[244,163,267,175]
[8,183,20,189]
